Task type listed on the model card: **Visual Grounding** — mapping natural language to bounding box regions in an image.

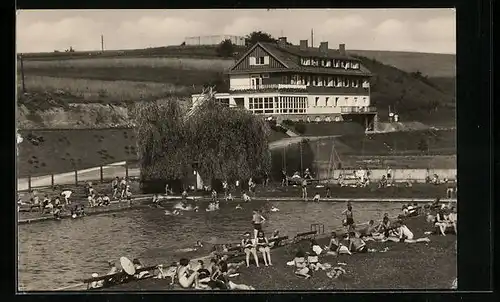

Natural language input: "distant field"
[22,57,234,71]
[350,50,455,78]
[21,75,191,102]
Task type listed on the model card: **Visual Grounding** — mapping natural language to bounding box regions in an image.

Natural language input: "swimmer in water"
[194,206,199,212]
[270,206,280,212]
[235,204,243,210]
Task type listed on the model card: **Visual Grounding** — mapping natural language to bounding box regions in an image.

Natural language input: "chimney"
[300,40,308,50]
[339,43,346,56]
[278,37,287,46]
[319,41,328,54]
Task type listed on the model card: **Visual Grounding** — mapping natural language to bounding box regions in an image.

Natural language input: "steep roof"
[228,42,371,76]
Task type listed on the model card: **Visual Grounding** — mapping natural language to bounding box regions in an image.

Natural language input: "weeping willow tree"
[134,99,190,191]
[187,99,271,184]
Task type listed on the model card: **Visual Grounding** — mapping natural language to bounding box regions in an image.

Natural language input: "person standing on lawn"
[301,178,308,201]
[342,203,355,232]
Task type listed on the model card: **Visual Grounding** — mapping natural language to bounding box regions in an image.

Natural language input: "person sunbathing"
[177,258,199,289]
[293,251,311,279]
[241,232,259,267]
[325,232,351,255]
[194,260,211,290]
[376,213,392,238]
[384,220,431,243]
[132,258,151,279]
[348,232,367,253]
[359,220,377,240]
[308,240,326,271]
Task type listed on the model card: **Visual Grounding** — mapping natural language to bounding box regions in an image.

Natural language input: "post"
[28,175,32,192]
[19,55,26,93]
[51,174,54,188]
[100,166,104,183]
[101,34,104,52]
[300,141,303,174]
[74,170,78,186]
[125,162,129,179]
[316,140,319,179]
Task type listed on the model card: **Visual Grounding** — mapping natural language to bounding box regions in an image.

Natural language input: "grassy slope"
[103,214,456,290]
[352,55,455,125]
[18,128,456,178]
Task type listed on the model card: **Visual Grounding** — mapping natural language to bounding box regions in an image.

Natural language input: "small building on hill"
[191,37,377,130]
[184,35,246,46]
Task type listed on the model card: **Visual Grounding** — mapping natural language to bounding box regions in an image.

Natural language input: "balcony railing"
[340,106,377,114]
[230,84,307,91]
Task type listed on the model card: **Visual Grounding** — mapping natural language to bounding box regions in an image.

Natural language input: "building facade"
[184,35,246,46]
[192,37,377,129]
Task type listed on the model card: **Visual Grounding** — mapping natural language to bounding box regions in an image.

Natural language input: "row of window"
[286,75,368,88]
[300,58,360,69]
[248,96,308,114]
[313,96,368,107]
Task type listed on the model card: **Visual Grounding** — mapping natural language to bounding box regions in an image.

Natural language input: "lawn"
[101,214,456,290]
[17,127,290,178]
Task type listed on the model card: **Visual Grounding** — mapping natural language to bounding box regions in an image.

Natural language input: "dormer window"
[352,62,360,69]
[312,58,319,66]
[301,57,311,66]
[326,60,332,67]
[334,59,340,68]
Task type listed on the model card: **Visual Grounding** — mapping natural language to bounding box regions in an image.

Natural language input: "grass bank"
[99,214,456,290]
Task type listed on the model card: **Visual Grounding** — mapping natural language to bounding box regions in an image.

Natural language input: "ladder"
[184,86,216,122]
[326,141,344,182]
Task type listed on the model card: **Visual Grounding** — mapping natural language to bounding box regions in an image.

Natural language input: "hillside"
[18,46,455,128]
[352,55,455,126]
[349,50,455,78]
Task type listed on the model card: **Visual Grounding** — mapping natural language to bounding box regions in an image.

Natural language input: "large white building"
[192,37,377,129]
[184,35,246,46]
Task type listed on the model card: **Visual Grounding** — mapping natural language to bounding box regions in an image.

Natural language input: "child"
[313,193,320,202]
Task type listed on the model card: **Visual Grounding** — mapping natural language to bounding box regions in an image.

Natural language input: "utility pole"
[101,34,104,52]
[311,29,314,47]
[19,54,26,93]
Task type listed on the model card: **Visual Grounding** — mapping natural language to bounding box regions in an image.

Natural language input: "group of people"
[18,178,135,221]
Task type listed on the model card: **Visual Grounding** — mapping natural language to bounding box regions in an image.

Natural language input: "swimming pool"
[18,200,406,291]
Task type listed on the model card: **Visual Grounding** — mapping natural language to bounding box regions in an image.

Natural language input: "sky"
[16,9,456,54]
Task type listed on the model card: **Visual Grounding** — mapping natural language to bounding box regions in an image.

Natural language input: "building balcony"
[340,106,377,114]
[229,84,308,92]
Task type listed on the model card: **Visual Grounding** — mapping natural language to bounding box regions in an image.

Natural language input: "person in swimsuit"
[326,231,341,255]
[241,232,259,267]
[385,220,431,243]
[313,193,320,202]
[111,177,119,199]
[342,204,355,232]
[242,192,251,202]
[359,220,377,240]
[348,232,367,253]
[177,258,198,289]
[376,213,392,238]
[293,251,311,279]
[281,170,288,187]
[301,178,308,201]
[434,206,449,236]
[102,194,111,206]
[256,231,272,266]
[194,260,211,290]
[252,210,266,239]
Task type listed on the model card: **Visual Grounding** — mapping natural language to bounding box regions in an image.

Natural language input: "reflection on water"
[18,200,404,291]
